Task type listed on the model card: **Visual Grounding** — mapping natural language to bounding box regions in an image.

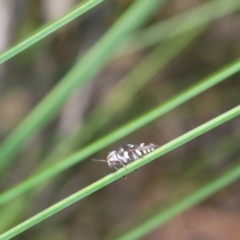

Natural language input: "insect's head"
[93,150,119,168]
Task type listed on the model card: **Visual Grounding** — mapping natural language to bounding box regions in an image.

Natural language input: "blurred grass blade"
[42,27,205,166]
[0,197,27,233]
[1,105,240,239]
[0,0,103,63]
[115,161,240,240]
[40,0,240,165]
[106,128,240,239]
[0,26,206,231]
[120,0,240,55]
[0,59,239,206]
[0,0,166,172]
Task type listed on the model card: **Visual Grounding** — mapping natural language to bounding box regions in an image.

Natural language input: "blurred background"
[1,0,240,239]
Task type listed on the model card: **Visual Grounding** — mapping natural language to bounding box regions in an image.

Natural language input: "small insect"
[93,143,159,171]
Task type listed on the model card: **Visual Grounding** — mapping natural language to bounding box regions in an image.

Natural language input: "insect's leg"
[118,159,126,169]
[112,166,119,171]
[111,161,125,171]
[115,160,127,178]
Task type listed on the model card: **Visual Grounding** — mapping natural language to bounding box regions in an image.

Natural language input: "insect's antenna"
[92,159,106,162]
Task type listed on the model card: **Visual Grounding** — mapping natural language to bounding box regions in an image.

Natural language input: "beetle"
[93,143,159,171]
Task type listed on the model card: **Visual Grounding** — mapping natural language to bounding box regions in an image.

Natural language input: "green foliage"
[115,161,240,240]
[0,0,103,64]
[0,0,166,172]
[0,59,239,207]
[1,105,240,239]
[0,0,240,239]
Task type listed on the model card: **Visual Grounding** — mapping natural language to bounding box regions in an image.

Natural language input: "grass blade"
[0,23,207,232]
[43,27,205,164]
[120,0,240,55]
[0,0,166,172]
[0,0,103,63]
[115,161,240,240]
[0,59,239,206]
[0,104,240,239]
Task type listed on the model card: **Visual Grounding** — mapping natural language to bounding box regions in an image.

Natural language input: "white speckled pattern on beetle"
[93,143,159,170]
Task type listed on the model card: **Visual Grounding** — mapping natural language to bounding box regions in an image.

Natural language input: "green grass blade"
[42,27,205,166]
[0,27,206,232]
[0,0,166,172]
[0,0,103,63]
[120,0,240,55]
[115,161,240,240]
[37,0,240,167]
[0,59,239,206]
[105,128,240,239]
[0,105,240,239]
